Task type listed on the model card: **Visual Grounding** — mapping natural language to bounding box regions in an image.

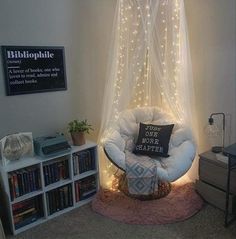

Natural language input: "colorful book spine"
[76,175,97,201]
[72,150,95,176]
[46,184,73,216]
[43,159,69,186]
[8,166,41,201]
[12,195,43,230]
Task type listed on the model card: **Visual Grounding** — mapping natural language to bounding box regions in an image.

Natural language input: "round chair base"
[117,173,171,200]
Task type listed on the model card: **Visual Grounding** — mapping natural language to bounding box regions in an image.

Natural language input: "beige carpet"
[5,202,236,239]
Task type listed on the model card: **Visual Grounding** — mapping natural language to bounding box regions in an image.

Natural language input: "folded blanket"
[125,151,158,195]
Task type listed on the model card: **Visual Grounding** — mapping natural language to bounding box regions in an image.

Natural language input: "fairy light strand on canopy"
[99,0,197,188]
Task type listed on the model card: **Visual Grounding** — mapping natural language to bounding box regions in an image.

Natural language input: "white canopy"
[99,0,197,188]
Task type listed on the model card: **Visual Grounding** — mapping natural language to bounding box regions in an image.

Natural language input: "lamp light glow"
[206,112,226,153]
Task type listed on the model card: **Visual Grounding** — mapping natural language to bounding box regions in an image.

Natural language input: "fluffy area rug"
[92,183,203,225]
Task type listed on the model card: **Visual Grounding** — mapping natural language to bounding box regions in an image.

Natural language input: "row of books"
[13,196,43,230]
[75,175,97,202]
[8,167,41,201]
[46,184,73,215]
[73,150,95,175]
[43,159,69,186]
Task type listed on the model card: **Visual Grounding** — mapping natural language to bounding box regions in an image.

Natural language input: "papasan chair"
[103,107,196,199]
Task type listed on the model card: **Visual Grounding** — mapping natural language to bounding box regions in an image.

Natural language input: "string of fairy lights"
[101,0,184,189]
[159,0,181,116]
[112,0,183,119]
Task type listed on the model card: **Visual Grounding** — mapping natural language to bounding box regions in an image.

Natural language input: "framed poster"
[1,46,67,95]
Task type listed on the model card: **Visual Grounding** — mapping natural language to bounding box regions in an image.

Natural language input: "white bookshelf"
[0,141,99,235]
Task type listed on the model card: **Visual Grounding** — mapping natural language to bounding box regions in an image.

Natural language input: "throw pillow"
[133,123,174,157]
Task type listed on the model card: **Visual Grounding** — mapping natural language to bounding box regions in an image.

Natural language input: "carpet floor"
[5,202,236,239]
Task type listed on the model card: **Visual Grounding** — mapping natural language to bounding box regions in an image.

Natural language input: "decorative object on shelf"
[68,119,93,146]
[34,134,71,157]
[0,132,34,165]
[205,112,225,153]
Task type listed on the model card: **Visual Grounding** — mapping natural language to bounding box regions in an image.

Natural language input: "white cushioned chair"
[103,107,196,182]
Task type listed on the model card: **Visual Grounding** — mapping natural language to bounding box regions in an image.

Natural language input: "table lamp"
[205,112,225,153]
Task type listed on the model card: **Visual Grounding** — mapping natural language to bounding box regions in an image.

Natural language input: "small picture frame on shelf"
[0,132,34,166]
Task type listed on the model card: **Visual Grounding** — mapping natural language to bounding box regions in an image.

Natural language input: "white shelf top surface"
[0,140,97,172]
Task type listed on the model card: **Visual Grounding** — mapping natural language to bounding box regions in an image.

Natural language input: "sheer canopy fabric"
[99,0,196,188]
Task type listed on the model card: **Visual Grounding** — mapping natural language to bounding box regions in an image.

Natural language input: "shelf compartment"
[46,183,73,216]
[74,175,97,202]
[12,195,44,230]
[43,156,70,187]
[8,164,41,201]
[73,148,96,176]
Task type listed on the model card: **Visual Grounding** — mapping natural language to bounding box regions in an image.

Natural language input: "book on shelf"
[22,169,29,193]
[73,150,95,175]
[8,166,41,201]
[14,213,40,230]
[46,184,73,216]
[12,196,43,230]
[75,175,97,201]
[75,182,80,202]
[43,159,69,186]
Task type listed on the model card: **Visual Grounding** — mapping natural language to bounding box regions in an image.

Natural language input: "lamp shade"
[204,124,222,153]
[205,112,225,153]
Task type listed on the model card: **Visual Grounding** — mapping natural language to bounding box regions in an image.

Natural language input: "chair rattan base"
[117,173,171,201]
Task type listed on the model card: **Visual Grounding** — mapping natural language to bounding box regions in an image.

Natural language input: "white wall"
[0,0,83,138]
[0,0,115,140]
[185,0,236,152]
[72,0,116,139]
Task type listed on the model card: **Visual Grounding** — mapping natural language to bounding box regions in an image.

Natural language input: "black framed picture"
[1,46,67,95]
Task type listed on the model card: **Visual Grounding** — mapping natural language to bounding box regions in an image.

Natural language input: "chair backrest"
[116,107,179,141]
[103,106,195,175]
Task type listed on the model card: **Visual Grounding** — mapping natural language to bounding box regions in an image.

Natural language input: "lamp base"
[212,146,223,154]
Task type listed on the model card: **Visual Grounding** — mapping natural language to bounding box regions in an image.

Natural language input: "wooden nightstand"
[196,150,236,226]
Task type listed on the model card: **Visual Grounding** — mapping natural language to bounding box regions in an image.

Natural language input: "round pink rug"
[92,183,203,225]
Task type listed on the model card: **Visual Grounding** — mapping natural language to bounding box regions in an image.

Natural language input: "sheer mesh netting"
[99,0,197,188]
